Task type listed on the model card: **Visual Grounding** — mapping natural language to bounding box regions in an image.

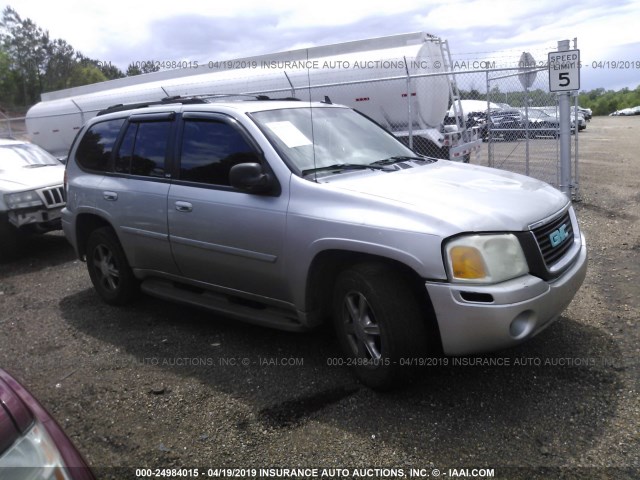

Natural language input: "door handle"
[175,201,193,212]
[103,191,118,201]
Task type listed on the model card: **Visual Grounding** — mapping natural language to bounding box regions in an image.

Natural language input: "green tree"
[126,61,160,76]
[42,38,76,91]
[0,6,125,106]
[578,85,640,115]
[99,62,125,80]
[461,88,482,100]
[125,63,142,76]
[0,46,18,107]
[0,6,50,105]
[66,64,107,88]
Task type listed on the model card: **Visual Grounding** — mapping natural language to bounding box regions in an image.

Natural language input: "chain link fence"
[217,59,578,191]
[484,67,564,187]
[0,112,27,139]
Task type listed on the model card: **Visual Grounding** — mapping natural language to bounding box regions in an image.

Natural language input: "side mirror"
[229,163,277,194]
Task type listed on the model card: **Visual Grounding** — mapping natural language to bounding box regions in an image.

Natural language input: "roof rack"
[96,94,302,116]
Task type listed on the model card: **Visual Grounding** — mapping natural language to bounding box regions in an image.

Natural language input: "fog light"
[509,311,535,339]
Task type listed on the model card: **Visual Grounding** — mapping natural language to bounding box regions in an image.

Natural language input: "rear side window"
[115,121,171,178]
[75,118,125,172]
[179,120,259,186]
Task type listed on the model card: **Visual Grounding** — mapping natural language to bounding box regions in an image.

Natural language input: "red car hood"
[0,369,95,479]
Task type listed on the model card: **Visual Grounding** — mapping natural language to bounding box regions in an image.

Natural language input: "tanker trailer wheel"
[332,262,428,390]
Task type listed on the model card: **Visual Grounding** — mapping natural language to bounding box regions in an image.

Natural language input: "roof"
[94,99,345,121]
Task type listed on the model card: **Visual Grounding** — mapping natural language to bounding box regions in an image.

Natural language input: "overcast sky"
[4,0,639,91]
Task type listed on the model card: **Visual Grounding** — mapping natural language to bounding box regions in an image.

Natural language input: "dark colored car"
[522,109,560,138]
[486,109,524,141]
[0,368,95,479]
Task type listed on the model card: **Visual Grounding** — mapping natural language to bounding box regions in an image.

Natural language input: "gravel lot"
[1,116,638,479]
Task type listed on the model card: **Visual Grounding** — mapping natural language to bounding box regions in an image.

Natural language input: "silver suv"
[62,98,587,389]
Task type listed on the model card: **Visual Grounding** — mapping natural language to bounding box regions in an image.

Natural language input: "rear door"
[96,113,179,274]
[167,112,289,301]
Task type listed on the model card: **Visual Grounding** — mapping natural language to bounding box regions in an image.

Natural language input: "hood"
[323,161,569,234]
[0,164,65,193]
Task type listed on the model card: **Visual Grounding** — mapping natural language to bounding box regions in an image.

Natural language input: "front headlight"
[4,190,43,210]
[445,234,528,284]
[0,420,71,480]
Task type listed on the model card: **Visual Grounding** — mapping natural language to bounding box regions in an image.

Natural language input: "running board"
[140,278,306,332]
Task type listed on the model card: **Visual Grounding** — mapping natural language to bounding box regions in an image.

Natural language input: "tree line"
[0,5,159,110]
[460,87,558,108]
[460,85,640,116]
[577,86,640,116]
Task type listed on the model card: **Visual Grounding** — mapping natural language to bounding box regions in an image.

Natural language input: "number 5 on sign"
[548,49,580,92]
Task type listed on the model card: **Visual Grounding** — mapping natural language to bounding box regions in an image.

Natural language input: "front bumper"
[7,206,63,230]
[426,234,587,356]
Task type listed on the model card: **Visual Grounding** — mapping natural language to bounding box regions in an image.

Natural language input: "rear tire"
[332,263,429,390]
[86,227,138,305]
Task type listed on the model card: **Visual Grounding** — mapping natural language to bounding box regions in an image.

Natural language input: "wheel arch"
[305,249,443,353]
[75,213,117,260]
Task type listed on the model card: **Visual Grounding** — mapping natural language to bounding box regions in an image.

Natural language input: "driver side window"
[179,120,260,186]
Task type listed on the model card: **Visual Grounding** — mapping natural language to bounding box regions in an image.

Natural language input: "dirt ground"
[0,116,638,479]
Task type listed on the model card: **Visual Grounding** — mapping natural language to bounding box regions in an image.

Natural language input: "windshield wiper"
[302,163,394,176]
[369,156,433,166]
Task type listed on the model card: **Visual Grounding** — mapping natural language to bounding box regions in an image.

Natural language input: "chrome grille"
[40,186,65,208]
[533,210,573,267]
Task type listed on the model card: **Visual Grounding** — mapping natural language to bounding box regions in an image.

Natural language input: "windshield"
[0,144,60,169]
[251,107,416,175]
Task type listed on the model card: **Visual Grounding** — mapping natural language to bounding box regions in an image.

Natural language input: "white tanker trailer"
[26,32,479,160]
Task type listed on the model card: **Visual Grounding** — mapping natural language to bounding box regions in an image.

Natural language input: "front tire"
[86,227,138,305]
[332,263,429,389]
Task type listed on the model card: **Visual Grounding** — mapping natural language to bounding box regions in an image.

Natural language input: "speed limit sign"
[548,49,580,92]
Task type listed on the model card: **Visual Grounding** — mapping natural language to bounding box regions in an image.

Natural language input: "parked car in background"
[521,109,560,138]
[613,108,637,116]
[0,139,65,260]
[443,101,497,145]
[526,107,582,135]
[486,108,524,141]
[577,106,592,121]
[0,368,95,479]
[573,111,587,131]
